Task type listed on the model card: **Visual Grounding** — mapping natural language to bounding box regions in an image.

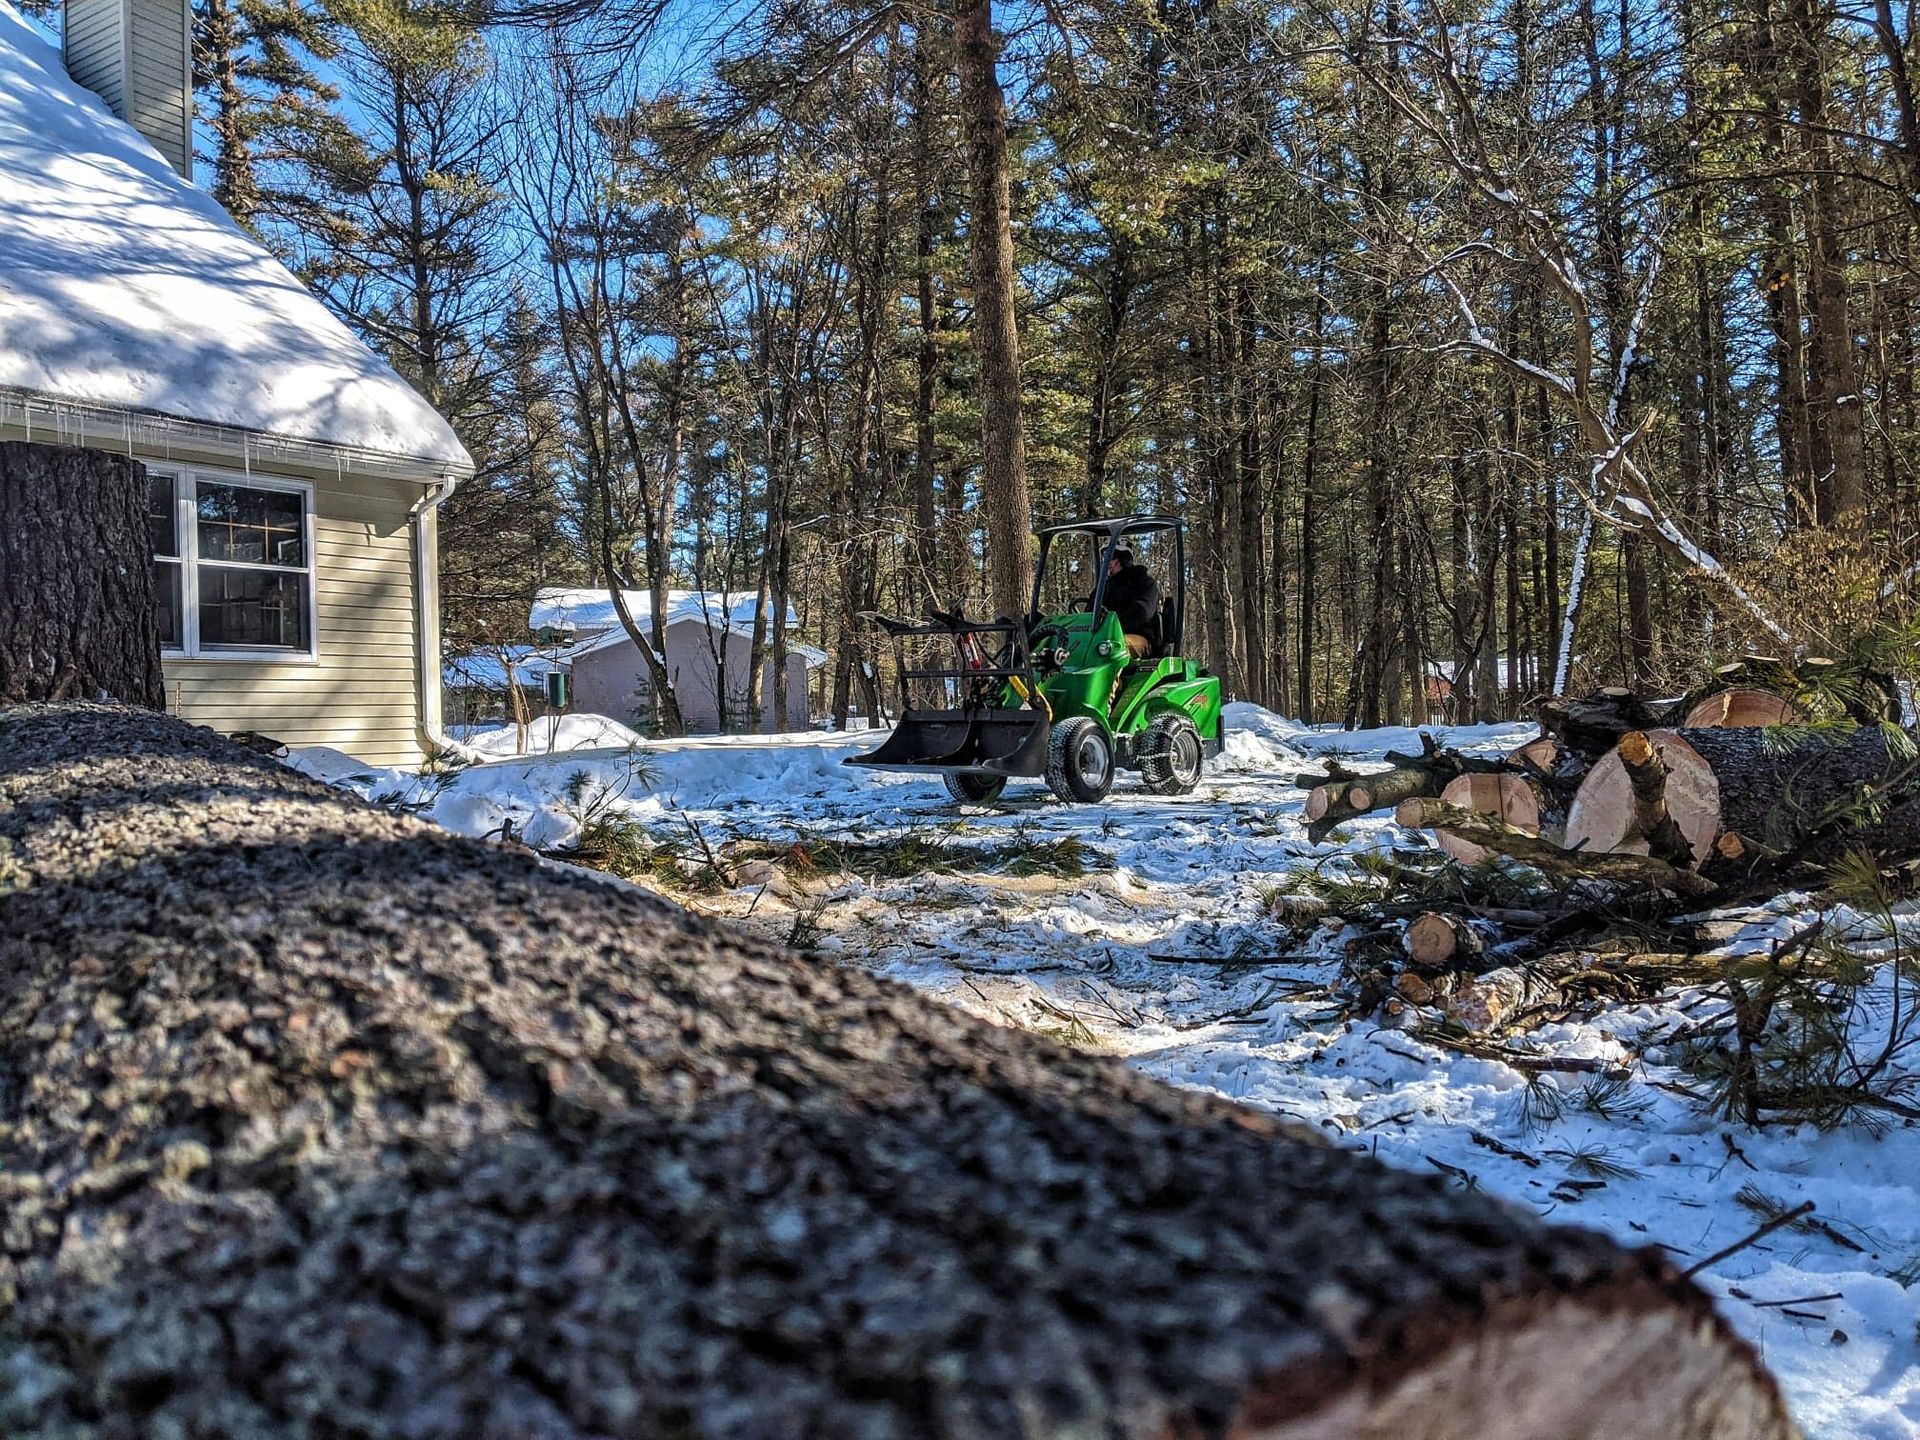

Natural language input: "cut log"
[1445,966,1553,1033]
[1567,725,1920,875]
[1270,890,1334,924]
[0,440,164,708]
[1298,731,1513,843]
[1682,688,1803,730]
[0,706,1795,1439]
[1431,771,1546,865]
[1566,729,1721,867]
[1510,735,1561,773]
[1402,910,1490,970]
[1709,657,1901,727]
[1439,956,1641,1034]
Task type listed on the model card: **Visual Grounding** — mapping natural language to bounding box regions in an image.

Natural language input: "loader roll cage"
[863,610,1037,713]
[1029,515,1186,658]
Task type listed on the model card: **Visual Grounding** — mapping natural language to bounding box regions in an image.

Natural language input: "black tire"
[944,772,1006,804]
[1045,716,1115,804]
[1137,711,1204,796]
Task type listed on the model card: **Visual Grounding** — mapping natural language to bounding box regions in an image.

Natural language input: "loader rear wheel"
[1138,712,1204,796]
[944,772,1006,804]
[1046,717,1114,804]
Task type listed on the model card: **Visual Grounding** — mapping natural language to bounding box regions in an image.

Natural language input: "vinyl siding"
[0,428,432,767]
[125,0,188,172]
[62,0,123,113]
[163,470,427,765]
[59,0,190,173]
[569,626,814,734]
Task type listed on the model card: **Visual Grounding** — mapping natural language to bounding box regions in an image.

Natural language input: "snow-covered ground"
[292,703,1920,1438]
[452,713,649,759]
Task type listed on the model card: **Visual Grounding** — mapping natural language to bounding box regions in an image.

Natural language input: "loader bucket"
[844,708,1049,779]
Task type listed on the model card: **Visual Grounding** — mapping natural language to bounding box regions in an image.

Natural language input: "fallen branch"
[1410,1029,1627,1074]
[1682,1202,1818,1279]
[1618,731,1698,868]
[1299,731,1513,842]
[1396,797,1718,896]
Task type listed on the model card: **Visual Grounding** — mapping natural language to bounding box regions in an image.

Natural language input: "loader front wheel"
[1137,712,1204,796]
[1046,717,1114,804]
[944,772,1006,804]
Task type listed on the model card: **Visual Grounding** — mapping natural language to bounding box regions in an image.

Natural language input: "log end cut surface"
[0,707,1797,1440]
[1434,772,1542,866]
[1682,688,1803,730]
[1565,729,1721,867]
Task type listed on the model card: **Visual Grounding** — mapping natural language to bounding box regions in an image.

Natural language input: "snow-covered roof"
[444,645,563,691]
[0,4,471,473]
[532,587,791,638]
[533,588,826,669]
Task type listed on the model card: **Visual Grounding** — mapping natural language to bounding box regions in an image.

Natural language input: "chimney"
[63,0,192,175]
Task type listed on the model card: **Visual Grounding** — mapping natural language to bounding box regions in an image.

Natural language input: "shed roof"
[531,587,796,636]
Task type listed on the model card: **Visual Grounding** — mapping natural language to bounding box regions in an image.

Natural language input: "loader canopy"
[1030,515,1186,658]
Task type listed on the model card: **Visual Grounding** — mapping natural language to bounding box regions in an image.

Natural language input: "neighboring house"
[531,588,825,734]
[0,0,472,765]
[1427,657,1559,707]
[442,645,563,729]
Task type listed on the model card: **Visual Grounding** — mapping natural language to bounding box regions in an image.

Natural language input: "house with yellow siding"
[0,0,471,765]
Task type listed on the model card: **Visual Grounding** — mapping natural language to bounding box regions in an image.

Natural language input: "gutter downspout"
[411,476,486,766]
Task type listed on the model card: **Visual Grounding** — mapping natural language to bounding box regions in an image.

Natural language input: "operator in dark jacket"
[1102,548,1161,659]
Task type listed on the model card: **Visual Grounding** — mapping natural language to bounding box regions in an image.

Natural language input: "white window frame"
[152,466,319,663]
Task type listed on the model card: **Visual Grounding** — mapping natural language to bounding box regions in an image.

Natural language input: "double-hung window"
[149,469,316,659]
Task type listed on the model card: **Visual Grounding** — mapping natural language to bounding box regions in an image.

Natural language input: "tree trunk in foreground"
[0,441,164,708]
[0,706,1794,1440]
[953,0,1034,620]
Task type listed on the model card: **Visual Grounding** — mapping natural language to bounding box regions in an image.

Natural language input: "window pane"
[149,475,177,557]
[199,565,308,650]
[197,483,305,567]
[155,560,182,648]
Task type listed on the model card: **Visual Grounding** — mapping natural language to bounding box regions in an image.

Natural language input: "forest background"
[45,0,1919,733]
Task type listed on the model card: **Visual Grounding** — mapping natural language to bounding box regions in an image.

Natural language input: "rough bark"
[0,441,165,709]
[1535,688,1661,759]
[0,706,1794,1440]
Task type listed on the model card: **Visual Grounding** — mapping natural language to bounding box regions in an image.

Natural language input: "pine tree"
[302,0,504,425]
[191,0,345,233]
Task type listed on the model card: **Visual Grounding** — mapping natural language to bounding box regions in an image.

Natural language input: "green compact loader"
[845,515,1224,804]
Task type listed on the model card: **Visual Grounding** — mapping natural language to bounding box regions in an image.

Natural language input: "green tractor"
[846,515,1224,804]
